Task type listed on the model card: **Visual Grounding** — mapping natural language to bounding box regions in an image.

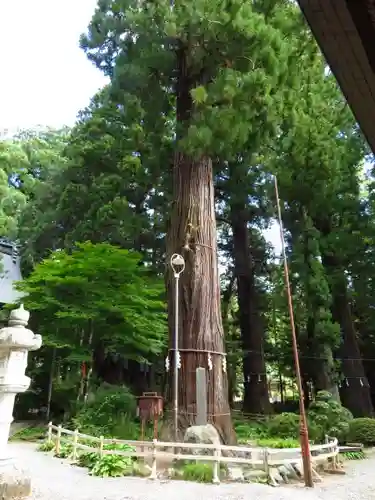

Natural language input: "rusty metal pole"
[274,176,314,488]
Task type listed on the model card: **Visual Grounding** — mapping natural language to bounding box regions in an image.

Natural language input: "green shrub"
[308,391,353,443]
[90,454,133,477]
[110,417,150,440]
[72,384,137,438]
[103,442,135,454]
[234,420,268,443]
[256,437,300,449]
[77,441,135,472]
[268,413,300,439]
[54,442,73,459]
[50,376,82,419]
[182,463,213,483]
[348,418,375,446]
[10,426,46,442]
[37,440,55,452]
[77,451,98,469]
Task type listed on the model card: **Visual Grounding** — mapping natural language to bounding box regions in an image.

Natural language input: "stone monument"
[0,304,42,498]
[196,367,207,426]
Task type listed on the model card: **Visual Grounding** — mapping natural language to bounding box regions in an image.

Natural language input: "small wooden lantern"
[137,392,163,439]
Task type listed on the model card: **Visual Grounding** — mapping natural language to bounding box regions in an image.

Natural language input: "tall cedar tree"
[217,159,274,414]
[273,51,373,416]
[81,0,295,441]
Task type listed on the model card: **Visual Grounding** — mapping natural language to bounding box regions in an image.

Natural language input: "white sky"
[0,0,108,132]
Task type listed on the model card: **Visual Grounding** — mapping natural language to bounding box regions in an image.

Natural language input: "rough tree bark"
[93,345,148,394]
[221,276,237,408]
[354,300,375,407]
[165,43,235,444]
[230,202,272,415]
[166,153,235,444]
[322,254,373,416]
[311,216,372,414]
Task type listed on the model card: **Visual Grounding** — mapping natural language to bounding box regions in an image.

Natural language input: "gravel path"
[9,442,374,500]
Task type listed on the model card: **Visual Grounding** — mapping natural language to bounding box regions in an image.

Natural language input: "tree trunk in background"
[305,317,340,401]
[352,298,375,407]
[221,277,236,408]
[93,346,148,394]
[302,377,310,408]
[322,255,373,416]
[166,152,234,444]
[363,361,375,408]
[46,347,56,421]
[230,203,272,415]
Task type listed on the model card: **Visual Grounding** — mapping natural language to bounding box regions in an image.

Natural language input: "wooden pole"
[274,175,314,488]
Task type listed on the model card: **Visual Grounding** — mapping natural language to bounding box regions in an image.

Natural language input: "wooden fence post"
[150,439,157,479]
[325,435,335,470]
[47,422,52,444]
[72,429,79,461]
[263,448,270,480]
[212,443,221,484]
[56,425,62,455]
[99,436,104,457]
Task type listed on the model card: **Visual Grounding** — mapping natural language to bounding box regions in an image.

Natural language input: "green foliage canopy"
[16,242,167,361]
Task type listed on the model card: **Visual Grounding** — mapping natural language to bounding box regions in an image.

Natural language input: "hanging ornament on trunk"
[165,356,170,372]
[222,355,227,373]
[208,353,213,371]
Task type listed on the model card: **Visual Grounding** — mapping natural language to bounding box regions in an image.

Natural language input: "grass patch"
[342,450,366,460]
[10,426,46,442]
[37,440,54,452]
[181,463,214,483]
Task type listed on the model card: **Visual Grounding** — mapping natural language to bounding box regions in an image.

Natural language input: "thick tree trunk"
[230,203,271,415]
[93,345,148,394]
[322,256,373,416]
[166,152,235,444]
[353,299,375,407]
[221,277,236,408]
[364,361,375,408]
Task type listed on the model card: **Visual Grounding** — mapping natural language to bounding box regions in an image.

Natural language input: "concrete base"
[0,460,31,499]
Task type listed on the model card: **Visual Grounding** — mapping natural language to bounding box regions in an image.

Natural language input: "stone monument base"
[0,460,31,499]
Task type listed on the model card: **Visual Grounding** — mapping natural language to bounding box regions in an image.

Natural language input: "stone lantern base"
[0,460,31,499]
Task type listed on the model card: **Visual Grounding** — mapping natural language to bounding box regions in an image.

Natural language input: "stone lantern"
[0,304,42,498]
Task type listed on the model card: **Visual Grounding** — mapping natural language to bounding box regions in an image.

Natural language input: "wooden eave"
[296,0,375,153]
